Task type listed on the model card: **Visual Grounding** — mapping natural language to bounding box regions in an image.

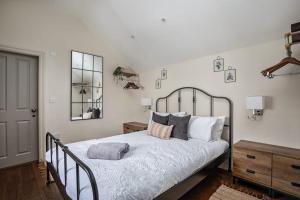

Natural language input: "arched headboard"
[155,87,233,171]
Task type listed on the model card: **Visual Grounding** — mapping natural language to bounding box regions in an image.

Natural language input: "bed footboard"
[46,132,99,200]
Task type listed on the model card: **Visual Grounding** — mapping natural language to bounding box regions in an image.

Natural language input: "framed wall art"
[213,56,224,72]
[224,68,236,83]
[155,79,161,89]
[161,68,167,80]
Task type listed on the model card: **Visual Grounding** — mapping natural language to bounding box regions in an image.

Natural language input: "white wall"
[138,39,300,149]
[1,0,299,152]
[0,0,142,145]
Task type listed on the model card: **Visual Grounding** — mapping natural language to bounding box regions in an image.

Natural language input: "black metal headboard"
[155,87,233,171]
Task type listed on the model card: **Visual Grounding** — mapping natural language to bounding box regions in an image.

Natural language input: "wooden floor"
[0,162,63,200]
[0,162,297,200]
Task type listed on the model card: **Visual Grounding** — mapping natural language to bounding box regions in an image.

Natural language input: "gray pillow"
[152,112,169,125]
[168,114,191,140]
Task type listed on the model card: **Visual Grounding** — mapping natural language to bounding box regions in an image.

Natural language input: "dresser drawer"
[123,125,141,133]
[273,177,300,197]
[233,167,271,187]
[233,140,300,198]
[273,155,300,181]
[233,148,272,175]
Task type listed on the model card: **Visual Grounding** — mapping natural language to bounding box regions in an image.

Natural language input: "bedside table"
[123,122,148,134]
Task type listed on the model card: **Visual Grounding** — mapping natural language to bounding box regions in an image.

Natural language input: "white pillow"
[82,112,92,119]
[187,116,218,141]
[211,116,226,141]
[147,111,186,130]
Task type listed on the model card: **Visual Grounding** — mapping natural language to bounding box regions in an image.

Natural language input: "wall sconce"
[246,96,265,120]
[141,97,152,110]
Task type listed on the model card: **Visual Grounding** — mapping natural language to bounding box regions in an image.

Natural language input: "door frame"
[0,44,46,161]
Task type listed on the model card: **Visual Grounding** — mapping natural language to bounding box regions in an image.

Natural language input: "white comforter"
[46,131,228,200]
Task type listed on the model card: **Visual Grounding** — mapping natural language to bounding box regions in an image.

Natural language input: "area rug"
[209,185,263,200]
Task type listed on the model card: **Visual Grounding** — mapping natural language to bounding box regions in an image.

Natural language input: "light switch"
[49,97,56,103]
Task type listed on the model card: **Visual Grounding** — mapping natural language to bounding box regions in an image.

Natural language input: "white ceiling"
[52,0,300,68]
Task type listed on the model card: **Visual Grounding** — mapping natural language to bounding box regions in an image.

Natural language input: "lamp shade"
[141,97,152,106]
[246,96,265,110]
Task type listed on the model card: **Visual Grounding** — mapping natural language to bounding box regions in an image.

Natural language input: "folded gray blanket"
[87,142,130,160]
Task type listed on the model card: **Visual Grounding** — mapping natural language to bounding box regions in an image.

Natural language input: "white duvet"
[46,130,228,200]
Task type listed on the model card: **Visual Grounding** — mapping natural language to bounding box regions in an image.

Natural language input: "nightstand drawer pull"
[246,154,256,159]
[291,182,300,188]
[291,164,300,170]
[246,169,255,174]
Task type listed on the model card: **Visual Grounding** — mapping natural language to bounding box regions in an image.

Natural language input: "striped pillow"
[149,121,174,139]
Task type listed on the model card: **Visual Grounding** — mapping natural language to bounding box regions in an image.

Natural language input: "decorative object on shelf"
[261,22,300,79]
[124,82,139,89]
[113,66,124,82]
[161,68,167,80]
[213,56,224,72]
[113,66,143,89]
[140,97,152,110]
[155,79,161,89]
[71,50,103,121]
[224,67,236,83]
[246,96,265,120]
[113,67,136,82]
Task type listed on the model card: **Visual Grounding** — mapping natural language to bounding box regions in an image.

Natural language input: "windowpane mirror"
[71,51,103,121]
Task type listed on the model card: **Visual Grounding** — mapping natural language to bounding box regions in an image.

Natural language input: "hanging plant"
[113,66,124,83]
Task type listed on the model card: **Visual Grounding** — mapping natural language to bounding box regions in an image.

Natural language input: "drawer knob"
[246,154,256,159]
[246,169,255,174]
[291,164,300,170]
[291,182,300,188]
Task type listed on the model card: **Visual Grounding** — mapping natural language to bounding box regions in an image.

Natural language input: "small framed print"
[224,69,236,83]
[161,68,167,80]
[155,79,161,89]
[213,56,224,72]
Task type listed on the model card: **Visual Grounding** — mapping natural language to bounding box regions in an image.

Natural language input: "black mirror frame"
[70,50,103,121]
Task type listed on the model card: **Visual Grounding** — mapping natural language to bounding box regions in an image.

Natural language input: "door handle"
[31,108,37,113]
[291,164,300,170]
[291,182,300,188]
[246,154,256,159]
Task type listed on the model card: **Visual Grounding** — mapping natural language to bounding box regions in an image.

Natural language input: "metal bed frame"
[46,133,99,200]
[46,87,232,200]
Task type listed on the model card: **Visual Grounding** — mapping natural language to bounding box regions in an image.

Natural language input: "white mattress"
[45,130,228,200]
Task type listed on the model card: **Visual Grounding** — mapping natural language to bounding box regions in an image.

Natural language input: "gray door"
[0,51,38,169]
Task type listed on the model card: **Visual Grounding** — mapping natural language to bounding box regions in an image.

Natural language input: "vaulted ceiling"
[52,0,300,68]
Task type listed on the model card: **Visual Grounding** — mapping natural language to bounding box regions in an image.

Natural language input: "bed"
[46,87,233,200]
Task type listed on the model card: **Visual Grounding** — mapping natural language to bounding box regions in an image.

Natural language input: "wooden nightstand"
[123,122,148,134]
[233,140,300,198]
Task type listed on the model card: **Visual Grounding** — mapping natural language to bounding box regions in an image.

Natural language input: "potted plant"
[113,66,124,83]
